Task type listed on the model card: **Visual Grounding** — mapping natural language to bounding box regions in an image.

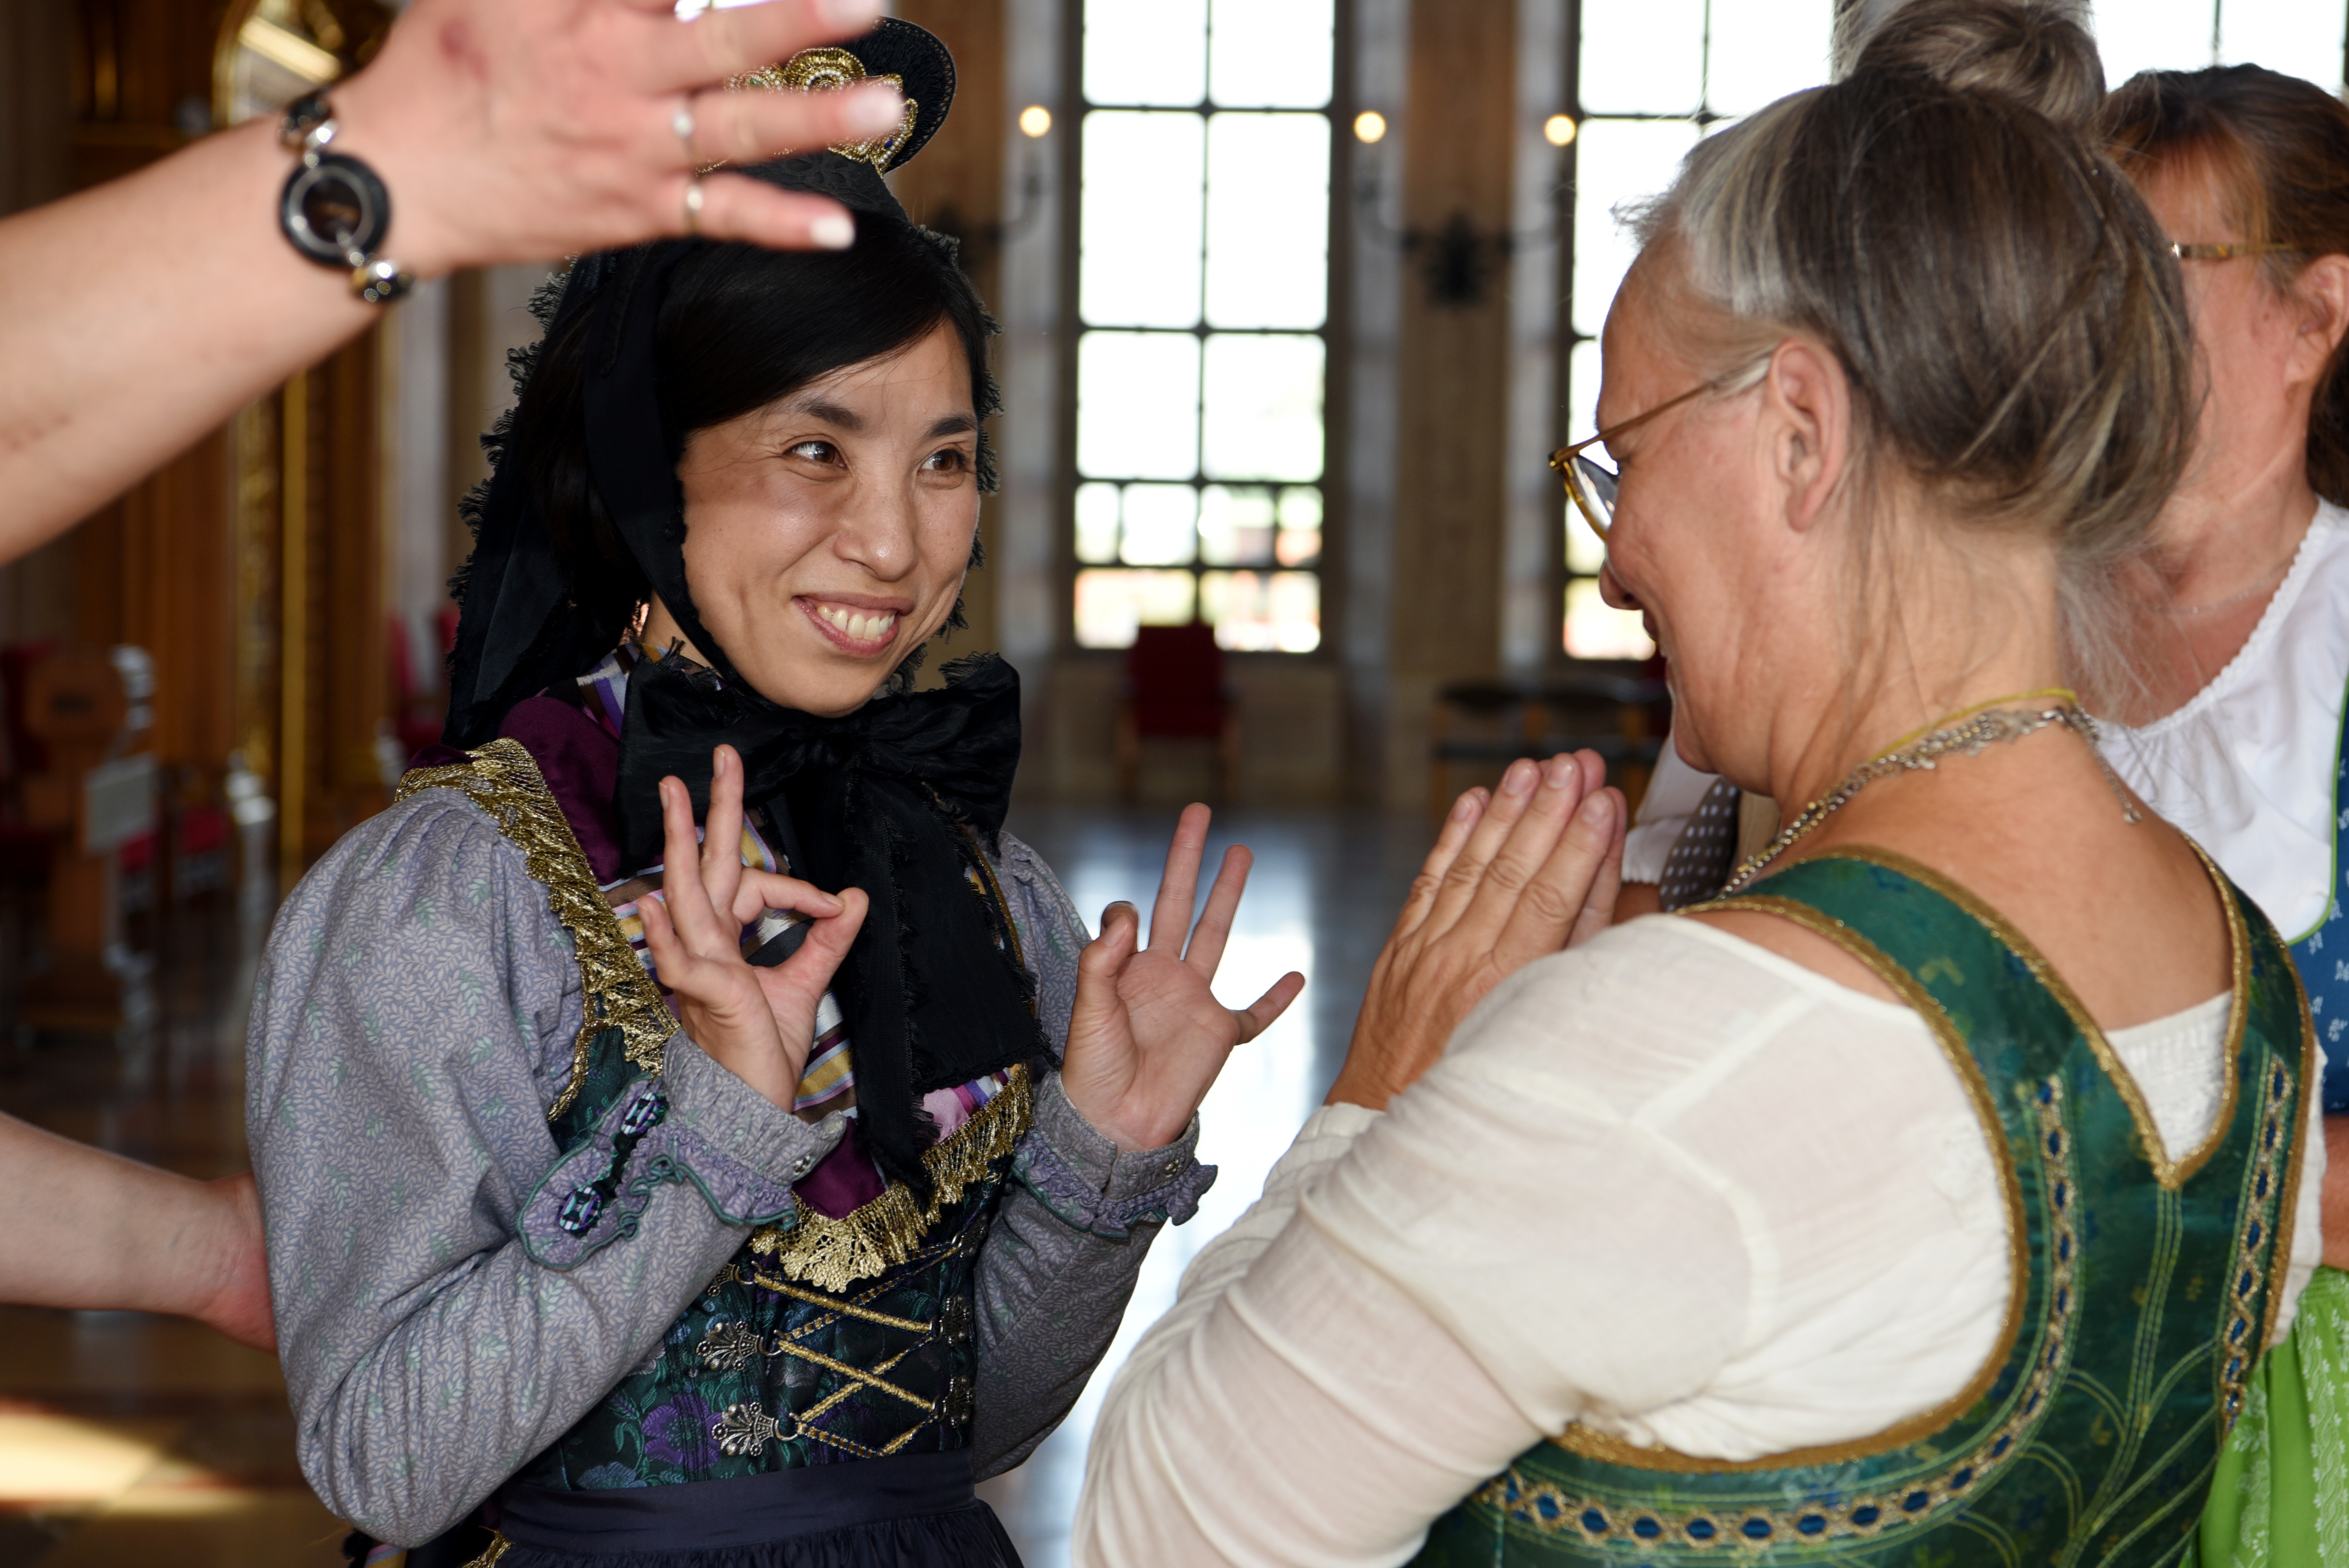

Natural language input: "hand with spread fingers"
[636,744,869,1110]
[1329,751,1625,1113]
[1061,804,1306,1152]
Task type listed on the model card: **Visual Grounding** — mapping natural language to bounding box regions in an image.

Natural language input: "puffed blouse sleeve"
[246,788,844,1547]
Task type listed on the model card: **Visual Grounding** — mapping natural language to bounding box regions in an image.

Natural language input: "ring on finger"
[683,177,705,235]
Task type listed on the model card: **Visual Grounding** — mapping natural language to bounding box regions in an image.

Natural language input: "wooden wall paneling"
[1383,0,1518,789]
[890,0,1007,668]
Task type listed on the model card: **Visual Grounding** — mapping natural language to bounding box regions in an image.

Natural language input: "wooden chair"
[1428,671,1670,819]
[1117,624,1239,803]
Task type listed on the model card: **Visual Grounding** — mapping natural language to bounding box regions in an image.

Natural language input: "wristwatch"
[277,91,412,306]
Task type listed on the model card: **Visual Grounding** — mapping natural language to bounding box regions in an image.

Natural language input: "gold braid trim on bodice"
[746,1064,1034,1294]
[394,738,674,1120]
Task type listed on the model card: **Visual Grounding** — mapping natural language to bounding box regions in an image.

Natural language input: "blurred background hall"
[0,0,2339,1561]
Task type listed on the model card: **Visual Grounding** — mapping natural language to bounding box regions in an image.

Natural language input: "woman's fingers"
[1491,779,1621,969]
[1461,753,1600,947]
[1068,903,1142,1055]
[683,77,905,171]
[637,879,711,994]
[777,886,868,998]
[638,0,888,93]
[656,776,727,954]
[1392,788,1489,942]
[1180,846,1252,976]
[728,870,844,928]
[1147,805,1212,953]
[1424,756,1580,939]
[700,746,746,921]
[1233,971,1306,1044]
[1565,789,1627,949]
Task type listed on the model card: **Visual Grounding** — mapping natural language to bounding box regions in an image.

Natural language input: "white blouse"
[1072,918,2324,1568]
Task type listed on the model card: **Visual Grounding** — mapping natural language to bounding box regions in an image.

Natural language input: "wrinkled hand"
[638,745,868,1109]
[1328,752,1624,1112]
[338,0,910,276]
[1061,804,1305,1152]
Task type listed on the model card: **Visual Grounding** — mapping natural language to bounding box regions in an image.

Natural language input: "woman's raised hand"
[1060,805,1305,1152]
[1327,752,1624,1113]
[638,745,868,1109]
[339,0,909,276]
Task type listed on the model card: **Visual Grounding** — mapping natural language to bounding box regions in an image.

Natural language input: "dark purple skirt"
[367,1452,1021,1568]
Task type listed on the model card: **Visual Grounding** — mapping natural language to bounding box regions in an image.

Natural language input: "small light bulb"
[1543,114,1577,148]
[1354,110,1387,144]
[1019,105,1053,138]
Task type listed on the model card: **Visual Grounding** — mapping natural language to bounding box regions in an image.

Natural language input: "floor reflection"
[978,807,1430,1568]
[0,805,1428,1566]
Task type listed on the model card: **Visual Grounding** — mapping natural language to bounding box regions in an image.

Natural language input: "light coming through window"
[1070,0,1335,653]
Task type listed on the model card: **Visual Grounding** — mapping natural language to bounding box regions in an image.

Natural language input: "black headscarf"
[440,19,1043,1197]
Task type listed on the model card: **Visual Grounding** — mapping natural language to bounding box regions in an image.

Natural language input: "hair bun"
[1837,0,2105,129]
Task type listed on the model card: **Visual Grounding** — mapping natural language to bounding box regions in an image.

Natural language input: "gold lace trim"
[458,1533,511,1568]
[394,738,673,1121]
[745,1064,1034,1294]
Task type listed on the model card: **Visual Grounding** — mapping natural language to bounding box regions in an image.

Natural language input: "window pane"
[1085,0,1206,107]
[1208,0,1334,108]
[1075,568,1198,649]
[1119,483,1199,565]
[1078,331,1201,480]
[1566,338,1604,455]
[1704,4,1831,117]
[1578,0,1702,114]
[1201,333,1324,481]
[1082,112,1205,328]
[1076,481,1121,564]
[1571,118,1701,339]
[1563,577,1653,660]
[2222,5,2344,90]
[1205,113,1330,329]
[2099,0,2215,84]
[1199,484,1277,565]
[1275,485,1322,567]
[1203,570,1321,652]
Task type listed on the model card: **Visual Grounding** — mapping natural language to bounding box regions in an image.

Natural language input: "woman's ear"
[2290,254,2349,387]
[1763,337,1852,534]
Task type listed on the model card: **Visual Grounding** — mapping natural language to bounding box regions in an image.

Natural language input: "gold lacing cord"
[746,1065,1034,1294]
[395,739,674,1119]
[458,1534,511,1568]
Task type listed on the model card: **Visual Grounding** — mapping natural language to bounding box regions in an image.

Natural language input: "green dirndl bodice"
[1415,847,2314,1567]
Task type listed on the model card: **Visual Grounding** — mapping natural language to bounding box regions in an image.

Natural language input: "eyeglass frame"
[1547,379,1718,544]
[2170,240,2302,260]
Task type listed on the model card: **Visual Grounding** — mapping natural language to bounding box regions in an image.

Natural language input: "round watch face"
[280,152,389,266]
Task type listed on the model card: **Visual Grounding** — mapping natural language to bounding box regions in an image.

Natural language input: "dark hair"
[2103,65,2349,507]
[499,220,997,640]
[1631,0,2191,676]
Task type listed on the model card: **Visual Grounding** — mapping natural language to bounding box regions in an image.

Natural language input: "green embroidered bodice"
[394,739,1032,1492]
[1414,848,2312,1567]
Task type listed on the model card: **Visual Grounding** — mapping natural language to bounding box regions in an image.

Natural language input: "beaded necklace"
[1716,688,2142,897]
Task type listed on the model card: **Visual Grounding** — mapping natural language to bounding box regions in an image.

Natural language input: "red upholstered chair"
[1117,623,1239,803]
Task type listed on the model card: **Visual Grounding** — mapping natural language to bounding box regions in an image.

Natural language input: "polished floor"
[0,805,1431,1566]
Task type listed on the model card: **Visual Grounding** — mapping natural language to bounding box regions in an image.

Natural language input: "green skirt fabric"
[2202,1265,2349,1564]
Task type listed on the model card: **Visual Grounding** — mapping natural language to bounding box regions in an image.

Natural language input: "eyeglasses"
[1548,380,1715,542]
[2170,241,2301,260]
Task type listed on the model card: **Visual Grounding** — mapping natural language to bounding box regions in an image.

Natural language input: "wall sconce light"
[1019,104,1053,137]
[1543,114,1577,147]
[1354,110,1388,144]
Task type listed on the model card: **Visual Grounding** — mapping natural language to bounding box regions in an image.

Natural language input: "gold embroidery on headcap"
[731,46,920,174]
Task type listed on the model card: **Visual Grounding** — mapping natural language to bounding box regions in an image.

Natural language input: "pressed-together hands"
[638,745,869,1110]
[1328,752,1626,1112]
[642,753,1295,1153]
[1061,804,1307,1152]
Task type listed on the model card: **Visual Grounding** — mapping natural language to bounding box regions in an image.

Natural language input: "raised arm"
[0,0,905,559]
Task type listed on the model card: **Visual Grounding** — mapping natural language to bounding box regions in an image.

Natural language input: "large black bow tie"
[615,652,1041,1197]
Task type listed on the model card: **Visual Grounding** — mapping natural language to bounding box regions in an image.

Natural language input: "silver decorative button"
[712,1401,790,1456]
